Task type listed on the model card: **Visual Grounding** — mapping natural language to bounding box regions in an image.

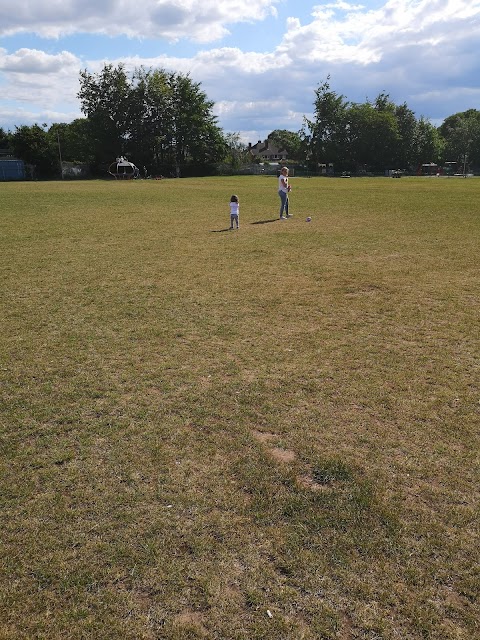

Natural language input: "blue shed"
[0,159,25,181]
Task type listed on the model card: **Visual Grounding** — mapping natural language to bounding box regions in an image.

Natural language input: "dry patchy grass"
[1,176,479,639]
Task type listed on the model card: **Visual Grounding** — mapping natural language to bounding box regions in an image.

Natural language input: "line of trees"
[77,65,226,177]
[1,68,480,178]
[1,64,227,179]
[300,78,480,173]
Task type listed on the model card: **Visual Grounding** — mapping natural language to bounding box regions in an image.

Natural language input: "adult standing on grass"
[278,166,291,219]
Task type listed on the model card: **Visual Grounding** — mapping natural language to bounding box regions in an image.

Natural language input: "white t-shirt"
[278,174,288,192]
[230,202,239,216]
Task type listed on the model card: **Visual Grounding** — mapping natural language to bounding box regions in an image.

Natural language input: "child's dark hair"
[230,194,239,203]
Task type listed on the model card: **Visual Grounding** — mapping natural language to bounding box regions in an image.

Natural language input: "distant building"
[247,139,288,162]
[0,151,26,181]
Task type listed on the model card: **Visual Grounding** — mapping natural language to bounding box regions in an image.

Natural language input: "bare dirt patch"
[252,429,278,444]
[173,611,208,636]
[269,447,296,463]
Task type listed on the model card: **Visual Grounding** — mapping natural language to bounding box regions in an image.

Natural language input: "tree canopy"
[76,64,226,176]
[301,78,449,172]
[439,109,480,168]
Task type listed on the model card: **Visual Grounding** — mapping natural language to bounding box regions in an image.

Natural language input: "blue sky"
[1,0,479,143]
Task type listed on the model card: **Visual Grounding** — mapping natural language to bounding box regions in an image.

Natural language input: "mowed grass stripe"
[1,177,479,639]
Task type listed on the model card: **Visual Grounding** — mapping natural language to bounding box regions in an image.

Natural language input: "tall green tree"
[11,124,58,178]
[302,80,451,173]
[166,71,225,176]
[439,109,480,169]
[128,67,172,172]
[413,117,445,167]
[393,103,417,168]
[0,127,11,151]
[302,77,348,171]
[371,93,403,169]
[347,99,399,171]
[77,64,225,175]
[49,120,93,164]
[78,64,135,166]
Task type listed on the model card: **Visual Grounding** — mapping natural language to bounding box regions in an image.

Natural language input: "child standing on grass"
[229,194,240,229]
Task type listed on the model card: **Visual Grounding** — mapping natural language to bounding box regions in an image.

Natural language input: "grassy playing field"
[1,176,479,639]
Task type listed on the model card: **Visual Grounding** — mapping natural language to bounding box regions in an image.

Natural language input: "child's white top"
[230,202,239,215]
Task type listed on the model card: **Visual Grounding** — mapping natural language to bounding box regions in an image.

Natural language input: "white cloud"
[0,0,280,43]
[213,99,306,138]
[0,48,79,74]
[103,47,290,83]
[0,49,81,110]
[279,0,480,65]
[0,106,81,128]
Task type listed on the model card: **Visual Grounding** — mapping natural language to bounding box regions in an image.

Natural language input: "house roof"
[248,139,288,158]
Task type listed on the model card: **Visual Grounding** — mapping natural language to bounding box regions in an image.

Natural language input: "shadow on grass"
[210,228,234,233]
[251,218,279,225]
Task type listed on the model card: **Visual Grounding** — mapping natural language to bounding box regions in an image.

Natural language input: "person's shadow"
[250,218,278,225]
[210,218,278,231]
